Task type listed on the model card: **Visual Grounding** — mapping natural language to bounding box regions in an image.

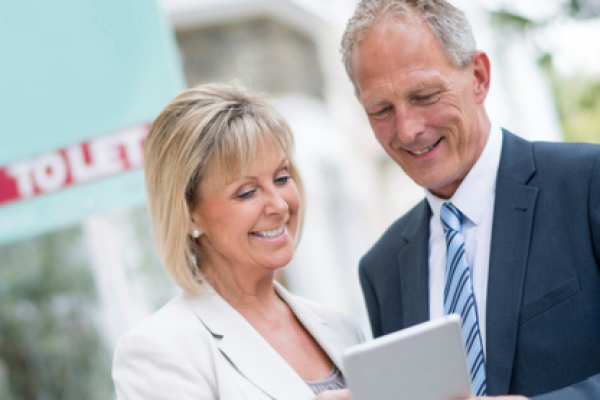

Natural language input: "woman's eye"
[274,175,291,186]
[237,189,256,200]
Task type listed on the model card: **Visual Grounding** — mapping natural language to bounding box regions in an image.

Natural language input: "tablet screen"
[342,315,472,400]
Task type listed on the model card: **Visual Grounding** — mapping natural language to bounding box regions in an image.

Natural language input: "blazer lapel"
[275,282,347,373]
[183,288,315,400]
[398,200,431,328]
[486,130,538,395]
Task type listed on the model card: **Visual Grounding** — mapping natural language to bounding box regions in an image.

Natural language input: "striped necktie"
[440,202,487,396]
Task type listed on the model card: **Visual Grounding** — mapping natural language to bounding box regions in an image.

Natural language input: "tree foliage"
[568,0,600,19]
[489,0,600,143]
[0,226,112,400]
[552,74,600,143]
[491,0,600,28]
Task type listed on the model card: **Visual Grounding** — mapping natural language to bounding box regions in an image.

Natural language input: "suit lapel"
[183,288,315,400]
[398,201,431,328]
[486,130,538,395]
[275,282,347,373]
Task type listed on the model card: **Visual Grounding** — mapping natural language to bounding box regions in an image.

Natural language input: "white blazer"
[113,282,364,400]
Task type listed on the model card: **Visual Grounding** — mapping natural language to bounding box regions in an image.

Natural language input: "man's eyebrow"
[361,97,386,108]
[361,83,444,106]
[409,82,442,94]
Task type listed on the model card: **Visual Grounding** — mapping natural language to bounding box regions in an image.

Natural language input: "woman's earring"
[192,229,200,238]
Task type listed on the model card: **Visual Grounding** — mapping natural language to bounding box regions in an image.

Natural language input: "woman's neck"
[204,265,285,321]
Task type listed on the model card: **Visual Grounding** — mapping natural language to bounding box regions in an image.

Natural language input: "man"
[341,1,600,399]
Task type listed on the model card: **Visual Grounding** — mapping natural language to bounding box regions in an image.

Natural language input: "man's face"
[351,19,490,199]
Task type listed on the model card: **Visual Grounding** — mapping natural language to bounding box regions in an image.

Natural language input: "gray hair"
[144,82,306,293]
[341,0,476,93]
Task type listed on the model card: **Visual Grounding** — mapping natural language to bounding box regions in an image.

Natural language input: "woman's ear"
[188,219,202,238]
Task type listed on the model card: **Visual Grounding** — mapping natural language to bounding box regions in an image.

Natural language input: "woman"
[112,82,363,400]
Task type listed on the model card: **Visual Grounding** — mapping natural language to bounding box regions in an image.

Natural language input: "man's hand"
[466,396,529,400]
[313,389,350,400]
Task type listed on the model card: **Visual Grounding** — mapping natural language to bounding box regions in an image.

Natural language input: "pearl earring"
[192,229,200,238]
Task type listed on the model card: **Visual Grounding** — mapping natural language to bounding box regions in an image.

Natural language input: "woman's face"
[189,141,300,276]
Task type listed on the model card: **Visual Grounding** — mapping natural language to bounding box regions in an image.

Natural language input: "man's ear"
[472,50,491,104]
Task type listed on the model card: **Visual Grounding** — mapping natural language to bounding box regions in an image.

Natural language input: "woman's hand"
[313,389,350,400]
[463,397,529,400]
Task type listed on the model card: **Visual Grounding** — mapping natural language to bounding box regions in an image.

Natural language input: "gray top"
[306,365,346,395]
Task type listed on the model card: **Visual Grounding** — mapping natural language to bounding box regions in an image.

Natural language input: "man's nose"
[395,104,425,144]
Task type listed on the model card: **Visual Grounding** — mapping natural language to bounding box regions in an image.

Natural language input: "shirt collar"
[426,124,503,225]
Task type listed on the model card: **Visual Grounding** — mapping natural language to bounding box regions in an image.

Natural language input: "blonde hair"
[341,0,476,95]
[144,82,306,293]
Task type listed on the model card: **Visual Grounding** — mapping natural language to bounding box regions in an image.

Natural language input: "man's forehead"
[353,21,457,98]
[358,13,446,58]
[359,69,446,104]
[367,14,429,42]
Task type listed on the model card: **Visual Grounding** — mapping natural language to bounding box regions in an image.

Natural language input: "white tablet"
[342,314,472,400]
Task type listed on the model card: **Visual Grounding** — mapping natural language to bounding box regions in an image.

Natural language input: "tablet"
[342,314,472,400]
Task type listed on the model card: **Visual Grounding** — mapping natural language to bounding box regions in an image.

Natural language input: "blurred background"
[0,0,599,398]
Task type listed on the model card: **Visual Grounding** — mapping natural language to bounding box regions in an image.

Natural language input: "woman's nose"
[265,188,288,214]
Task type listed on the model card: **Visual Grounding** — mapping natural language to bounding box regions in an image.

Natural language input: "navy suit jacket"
[359,130,600,399]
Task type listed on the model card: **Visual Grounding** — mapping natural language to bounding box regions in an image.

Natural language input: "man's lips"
[406,138,443,155]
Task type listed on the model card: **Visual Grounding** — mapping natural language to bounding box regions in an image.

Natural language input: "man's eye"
[275,176,291,186]
[237,189,256,200]
[415,92,439,103]
[371,106,391,116]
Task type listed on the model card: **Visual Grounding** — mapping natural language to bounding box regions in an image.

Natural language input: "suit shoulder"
[289,294,364,344]
[115,294,210,353]
[112,295,216,399]
[290,294,350,325]
[360,199,428,273]
[533,140,600,170]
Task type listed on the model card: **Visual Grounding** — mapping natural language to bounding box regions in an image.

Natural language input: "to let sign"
[0,124,149,207]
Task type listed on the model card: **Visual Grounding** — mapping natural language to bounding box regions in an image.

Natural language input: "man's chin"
[425,180,461,199]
